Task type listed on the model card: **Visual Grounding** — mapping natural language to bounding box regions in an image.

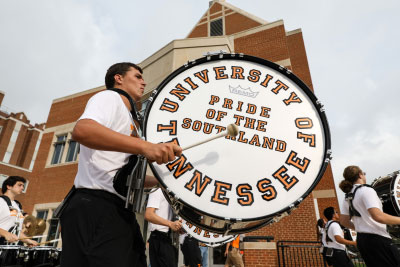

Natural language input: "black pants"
[148,230,176,267]
[60,189,146,267]
[329,249,353,267]
[181,236,202,267]
[357,233,400,267]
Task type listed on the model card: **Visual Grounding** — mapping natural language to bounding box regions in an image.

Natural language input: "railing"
[277,241,326,267]
[277,241,365,267]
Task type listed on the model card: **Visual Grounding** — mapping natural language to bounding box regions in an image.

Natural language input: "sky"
[1,0,399,206]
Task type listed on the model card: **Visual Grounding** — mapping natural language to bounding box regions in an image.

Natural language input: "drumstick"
[38,238,61,245]
[182,124,239,151]
[18,235,46,240]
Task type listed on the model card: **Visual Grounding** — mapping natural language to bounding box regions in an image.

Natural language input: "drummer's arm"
[0,228,18,242]
[339,215,355,230]
[144,176,158,188]
[368,208,400,225]
[72,119,182,164]
[144,207,182,232]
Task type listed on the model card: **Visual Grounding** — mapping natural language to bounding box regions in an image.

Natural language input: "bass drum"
[180,217,237,248]
[145,53,331,234]
[371,170,400,238]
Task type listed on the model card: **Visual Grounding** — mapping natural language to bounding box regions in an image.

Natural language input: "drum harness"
[108,88,148,213]
[345,184,372,219]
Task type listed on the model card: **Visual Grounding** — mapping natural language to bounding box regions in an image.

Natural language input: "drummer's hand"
[25,239,39,247]
[169,220,182,232]
[4,232,18,243]
[145,142,182,164]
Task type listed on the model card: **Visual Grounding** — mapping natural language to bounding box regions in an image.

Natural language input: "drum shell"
[0,245,29,266]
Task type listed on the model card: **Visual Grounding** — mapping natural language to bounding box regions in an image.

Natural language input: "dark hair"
[317,218,325,228]
[2,176,26,194]
[323,207,335,221]
[339,165,362,193]
[105,62,143,89]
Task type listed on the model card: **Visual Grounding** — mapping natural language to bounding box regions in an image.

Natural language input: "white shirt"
[0,198,23,235]
[325,220,346,251]
[146,188,172,233]
[341,184,391,238]
[74,90,135,197]
[320,227,328,247]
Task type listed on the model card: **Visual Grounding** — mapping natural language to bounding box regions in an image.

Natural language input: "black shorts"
[60,189,146,267]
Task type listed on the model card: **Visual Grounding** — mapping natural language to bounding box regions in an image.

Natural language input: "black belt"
[76,188,129,209]
[151,230,170,239]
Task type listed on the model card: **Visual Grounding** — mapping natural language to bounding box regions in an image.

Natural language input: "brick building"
[0,90,44,191]
[18,1,339,266]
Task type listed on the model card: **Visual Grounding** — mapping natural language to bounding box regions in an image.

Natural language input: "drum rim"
[390,173,400,215]
[144,53,332,223]
[180,217,238,246]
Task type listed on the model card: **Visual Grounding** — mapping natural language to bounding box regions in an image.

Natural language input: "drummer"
[145,187,182,267]
[0,176,38,246]
[339,165,400,267]
[61,62,182,267]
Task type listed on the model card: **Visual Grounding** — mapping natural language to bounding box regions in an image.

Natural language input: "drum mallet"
[182,123,239,151]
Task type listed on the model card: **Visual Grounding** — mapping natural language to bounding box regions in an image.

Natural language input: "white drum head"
[145,54,331,228]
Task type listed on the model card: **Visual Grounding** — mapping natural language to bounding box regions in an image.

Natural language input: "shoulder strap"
[345,184,371,218]
[0,195,12,207]
[325,221,339,243]
[0,195,22,211]
[107,88,142,127]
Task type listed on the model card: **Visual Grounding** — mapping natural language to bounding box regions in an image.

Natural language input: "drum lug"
[278,65,292,75]
[272,211,289,223]
[325,149,333,163]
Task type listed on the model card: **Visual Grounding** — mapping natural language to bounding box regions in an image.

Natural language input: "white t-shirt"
[325,221,346,251]
[320,227,328,247]
[74,90,136,197]
[0,198,23,235]
[146,188,172,233]
[341,184,391,238]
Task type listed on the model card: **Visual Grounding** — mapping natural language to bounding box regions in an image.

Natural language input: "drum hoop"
[389,174,400,215]
[144,53,332,223]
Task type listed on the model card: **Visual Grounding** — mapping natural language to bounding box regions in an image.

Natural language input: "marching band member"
[322,207,355,267]
[0,176,38,246]
[224,235,244,267]
[61,62,182,267]
[339,165,400,267]
[145,188,182,267]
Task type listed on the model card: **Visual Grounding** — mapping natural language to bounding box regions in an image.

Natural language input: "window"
[47,218,61,246]
[210,18,223,36]
[51,134,67,164]
[66,140,79,162]
[35,210,49,243]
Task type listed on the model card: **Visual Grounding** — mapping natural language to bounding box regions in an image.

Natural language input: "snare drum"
[145,53,331,234]
[29,246,61,267]
[181,217,236,247]
[0,245,29,266]
[371,170,400,238]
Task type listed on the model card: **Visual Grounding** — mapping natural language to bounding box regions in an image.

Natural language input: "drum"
[144,53,331,234]
[0,245,29,266]
[371,170,400,238]
[181,217,237,247]
[29,246,61,267]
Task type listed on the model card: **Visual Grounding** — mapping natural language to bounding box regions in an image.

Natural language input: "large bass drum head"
[144,54,331,233]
